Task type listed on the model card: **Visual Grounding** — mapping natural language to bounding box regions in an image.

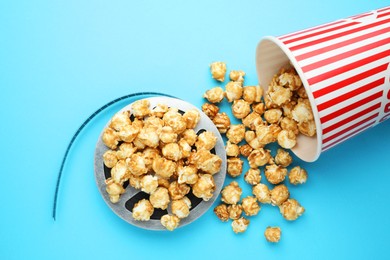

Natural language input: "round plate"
[94,97,227,230]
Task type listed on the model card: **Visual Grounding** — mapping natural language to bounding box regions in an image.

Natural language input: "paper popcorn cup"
[256,6,390,162]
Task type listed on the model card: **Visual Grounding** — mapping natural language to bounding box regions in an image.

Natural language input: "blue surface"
[1,1,390,259]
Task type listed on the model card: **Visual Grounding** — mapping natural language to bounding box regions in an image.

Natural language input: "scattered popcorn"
[227,157,244,177]
[193,149,222,175]
[252,102,265,115]
[202,103,219,119]
[225,81,243,102]
[183,109,200,129]
[242,112,263,130]
[252,183,271,204]
[132,199,154,221]
[239,144,253,157]
[221,181,242,205]
[298,120,316,137]
[288,166,308,185]
[225,141,240,157]
[242,86,263,104]
[279,199,305,221]
[181,129,197,146]
[292,98,314,123]
[163,108,187,134]
[171,196,192,219]
[214,204,230,222]
[274,148,292,167]
[232,99,251,119]
[177,165,198,185]
[264,227,281,243]
[227,204,243,220]
[232,217,250,233]
[277,129,297,149]
[248,148,271,168]
[265,164,287,185]
[150,187,170,210]
[160,214,180,231]
[244,168,261,185]
[242,196,261,216]
[212,112,231,133]
[105,178,125,203]
[152,156,176,179]
[226,124,246,144]
[280,117,299,135]
[264,108,283,124]
[256,124,276,145]
[204,87,225,103]
[270,184,290,206]
[210,61,227,82]
[229,70,246,83]
[192,174,216,201]
[195,131,217,150]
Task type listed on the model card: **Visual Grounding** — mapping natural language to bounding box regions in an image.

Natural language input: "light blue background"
[1,1,390,259]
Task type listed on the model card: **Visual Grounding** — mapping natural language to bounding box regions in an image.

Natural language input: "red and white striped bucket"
[256,6,390,162]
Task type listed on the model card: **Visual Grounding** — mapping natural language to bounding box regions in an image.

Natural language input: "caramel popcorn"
[168,181,190,200]
[162,143,182,161]
[292,98,314,123]
[288,166,308,185]
[267,84,292,107]
[212,112,231,133]
[279,199,305,221]
[296,86,308,98]
[140,174,159,194]
[178,138,191,158]
[282,100,297,119]
[279,71,302,91]
[193,149,222,175]
[265,164,287,185]
[264,227,281,243]
[177,165,198,185]
[227,204,243,220]
[298,120,316,137]
[242,112,263,130]
[232,217,250,233]
[232,99,251,119]
[210,61,227,82]
[137,126,160,148]
[252,102,265,115]
[226,124,245,144]
[248,148,271,168]
[242,86,263,104]
[150,187,170,210]
[105,178,125,203]
[159,126,178,144]
[157,177,170,189]
[103,150,118,168]
[277,130,297,149]
[195,131,217,150]
[151,103,168,118]
[131,100,150,119]
[270,184,290,206]
[245,130,256,143]
[225,81,243,102]
[143,116,164,131]
[109,110,131,131]
[102,127,120,150]
[152,156,176,179]
[214,204,229,222]
[221,181,242,205]
[244,168,261,185]
[126,153,148,176]
[116,143,137,160]
[129,174,143,189]
[204,87,225,103]
[163,108,187,134]
[256,124,276,145]
[183,109,200,129]
[274,148,292,167]
[181,129,197,146]
[111,160,128,184]
[132,199,154,221]
[160,214,180,231]
[171,196,191,219]
[225,141,240,157]
[280,117,299,135]
[264,108,283,124]
[202,103,219,119]
[239,144,253,157]
[242,196,261,216]
[252,183,271,204]
[229,70,245,83]
[192,174,216,201]
[227,157,244,177]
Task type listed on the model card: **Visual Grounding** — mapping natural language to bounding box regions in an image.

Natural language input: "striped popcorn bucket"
[256,6,390,162]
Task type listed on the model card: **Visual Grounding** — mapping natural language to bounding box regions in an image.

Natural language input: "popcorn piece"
[183,109,200,129]
[242,196,260,216]
[103,150,118,168]
[168,181,190,200]
[232,217,250,234]
[252,183,271,204]
[279,71,302,91]
[214,204,229,222]
[132,199,154,221]
[178,138,191,158]
[248,148,271,168]
[171,196,191,219]
[116,142,137,160]
[140,174,158,194]
[279,199,305,221]
[105,178,125,203]
[212,112,231,134]
[267,84,292,107]
[131,100,150,119]
[264,227,281,243]
[264,108,283,124]
[201,103,219,119]
[157,177,170,189]
[129,174,143,189]
[161,214,180,231]
[288,166,308,185]
[177,165,198,185]
[111,160,128,184]
[280,117,299,135]
[239,144,253,157]
[232,99,251,119]
[256,124,276,145]
[102,127,120,150]
[152,156,176,179]
[242,112,263,130]
[109,110,131,131]
[296,86,308,98]
[244,168,261,185]
[270,184,290,206]
[269,124,282,139]
[163,108,187,134]
[274,149,292,167]
[210,61,227,82]
[137,126,160,148]
[226,124,245,144]
[265,164,287,185]
[282,100,297,119]
[193,149,222,175]
[192,174,216,201]
[151,103,169,118]
[245,130,256,143]
[252,102,265,115]
[195,131,217,150]
[298,120,316,137]
[229,70,245,83]
[221,181,242,205]
[204,87,224,103]
[227,204,243,220]
[143,116,164,131]
[225,81,243,102]
[159,126,178,144]
[150,187,170,210]
[126,153,148,176]
[242,86,263,104]
[181,129,197,146]
[227,157,244,177]
[277,130,297,149]
[292,98,314,123]
[225,141,240,157]
[118,124,140,143]
[162,143,182,161]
